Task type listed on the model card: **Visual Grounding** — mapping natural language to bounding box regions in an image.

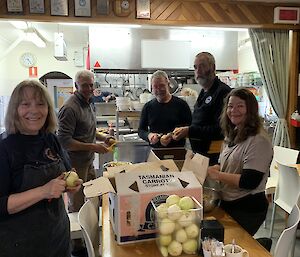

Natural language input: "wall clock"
[113,0,131,17]
[20,53,36,68]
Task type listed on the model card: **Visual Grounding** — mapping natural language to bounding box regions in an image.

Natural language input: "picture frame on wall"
[136,0,150,19]
[74,0,91,17]
[51,0,68,16]
[29,0,45,14]
[7,0,23,13]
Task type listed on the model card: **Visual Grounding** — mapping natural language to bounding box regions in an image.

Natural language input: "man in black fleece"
[173,52,231,164]
[138,70,192,148]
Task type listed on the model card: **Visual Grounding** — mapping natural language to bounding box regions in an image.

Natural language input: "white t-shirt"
[219,132,273,201]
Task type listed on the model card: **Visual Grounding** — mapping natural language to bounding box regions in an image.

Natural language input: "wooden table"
[101,195,273,257]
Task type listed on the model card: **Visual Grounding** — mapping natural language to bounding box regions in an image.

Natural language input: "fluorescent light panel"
[25,29,46,48]
[60,22,141,28]
[10,21,28,30]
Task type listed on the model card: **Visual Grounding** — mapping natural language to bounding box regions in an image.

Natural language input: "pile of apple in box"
[153,194,203,257]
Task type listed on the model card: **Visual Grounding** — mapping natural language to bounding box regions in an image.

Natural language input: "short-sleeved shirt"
[57,91,96,167]
[219,132,273,201]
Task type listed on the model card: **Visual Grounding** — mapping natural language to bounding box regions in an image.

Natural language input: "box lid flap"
[182,153,209,185]
[83,177,115,198]
[106,160,179,177]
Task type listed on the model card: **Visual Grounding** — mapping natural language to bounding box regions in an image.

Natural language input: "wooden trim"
[0,0,299,29]
[288,30,300,148]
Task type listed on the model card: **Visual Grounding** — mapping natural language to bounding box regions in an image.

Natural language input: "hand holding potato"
[148,133,160,145]
[160,133,172,146]
[207,166,221,181]
[172,126,189,141]
[64,169,83,192]
[42,174,66,200]
[93,143,109,154]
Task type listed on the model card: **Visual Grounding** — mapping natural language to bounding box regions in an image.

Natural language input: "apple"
[65,171,79,187]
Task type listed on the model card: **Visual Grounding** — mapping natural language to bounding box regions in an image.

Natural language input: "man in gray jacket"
[57,70,110,255]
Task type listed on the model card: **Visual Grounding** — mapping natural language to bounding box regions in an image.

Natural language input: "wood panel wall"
[0,0,300,146]
[0,0,299,29]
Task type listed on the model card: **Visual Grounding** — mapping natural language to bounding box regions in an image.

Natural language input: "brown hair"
[5,80,57,134]
[220,87,262,145]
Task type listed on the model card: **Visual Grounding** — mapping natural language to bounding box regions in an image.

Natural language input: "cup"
[203,248,211,257]
[224,244,249,257]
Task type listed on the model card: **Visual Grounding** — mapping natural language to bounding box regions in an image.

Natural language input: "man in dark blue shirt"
[173,52,231,164]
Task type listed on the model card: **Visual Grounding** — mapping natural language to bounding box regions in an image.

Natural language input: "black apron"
[0,159,71,257]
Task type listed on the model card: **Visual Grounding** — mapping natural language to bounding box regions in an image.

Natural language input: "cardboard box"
[148,148,209,185]
[83,150,209,245]
[83,170,203,244]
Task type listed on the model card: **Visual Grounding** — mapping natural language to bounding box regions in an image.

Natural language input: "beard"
[196,77,208,86]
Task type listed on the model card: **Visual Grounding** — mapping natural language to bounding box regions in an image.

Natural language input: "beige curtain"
[249,29,290,147]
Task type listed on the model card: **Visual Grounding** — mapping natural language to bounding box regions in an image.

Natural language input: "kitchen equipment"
[203,187,220,213]
[201,219,224,243]
[169,77,179,94]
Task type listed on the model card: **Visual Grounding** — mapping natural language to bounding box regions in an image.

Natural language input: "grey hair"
[195,52,216,66]
[151,70,170,83]
[75,70,94,84]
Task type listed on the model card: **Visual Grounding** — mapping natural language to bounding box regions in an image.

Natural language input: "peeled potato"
[64,171,79,187]
[161,135,169,141]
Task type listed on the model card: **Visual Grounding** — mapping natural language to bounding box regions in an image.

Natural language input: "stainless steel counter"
[97,134,150,176]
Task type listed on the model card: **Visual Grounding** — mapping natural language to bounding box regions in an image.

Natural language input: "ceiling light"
[10,20,28,30]
[25,28,46,48]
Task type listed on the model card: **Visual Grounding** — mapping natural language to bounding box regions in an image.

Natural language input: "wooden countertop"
[101,195,272,257]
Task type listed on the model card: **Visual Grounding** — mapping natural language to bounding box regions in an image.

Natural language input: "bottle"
[295,111,300,121]
[108,123,114,136]
[291,111,297,120]
[113,146,119,161]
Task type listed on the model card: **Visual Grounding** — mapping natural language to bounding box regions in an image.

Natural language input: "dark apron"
[0,160,71,257]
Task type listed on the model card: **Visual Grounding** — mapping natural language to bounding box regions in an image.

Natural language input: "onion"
[177,211,196,227]
[178,196,194,210]
[182,239,198,254]
[185,223,199,238]
[167,241,183,256]
[157,203,168,219]
[159,218,175,235]
[159,234,172,246]
[160,246,169,257]
[167,204,182,221]
[175,229,188,243]
[166,194,181,206]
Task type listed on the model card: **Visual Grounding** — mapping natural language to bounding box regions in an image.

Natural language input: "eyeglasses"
[75,82,94,88]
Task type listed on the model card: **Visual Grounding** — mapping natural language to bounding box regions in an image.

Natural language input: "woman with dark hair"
[207,87,273,235]
[0,80,82,256]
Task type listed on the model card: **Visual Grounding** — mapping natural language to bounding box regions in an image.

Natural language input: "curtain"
[249,29,290,147]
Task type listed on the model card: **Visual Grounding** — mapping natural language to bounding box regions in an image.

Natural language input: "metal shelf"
[115,110,141,139]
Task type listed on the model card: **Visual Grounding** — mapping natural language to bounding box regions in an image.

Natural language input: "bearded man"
[173,52,231,164]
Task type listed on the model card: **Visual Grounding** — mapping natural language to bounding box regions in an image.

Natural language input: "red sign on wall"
[274,7,300,24]
[29,67,38,78]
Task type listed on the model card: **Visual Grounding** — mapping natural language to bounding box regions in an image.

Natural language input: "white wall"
[0,39,87,96]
